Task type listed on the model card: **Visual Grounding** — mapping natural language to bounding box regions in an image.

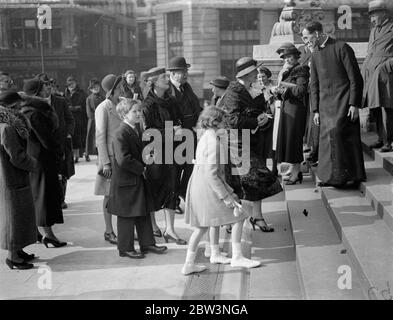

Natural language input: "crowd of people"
[1,1,392,274]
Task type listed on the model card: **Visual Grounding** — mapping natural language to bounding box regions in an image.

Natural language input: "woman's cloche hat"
[235,57,263,78]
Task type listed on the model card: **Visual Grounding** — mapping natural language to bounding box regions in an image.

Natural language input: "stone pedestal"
[253,0,371,130]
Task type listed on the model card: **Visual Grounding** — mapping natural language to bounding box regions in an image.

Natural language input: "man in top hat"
[64,76,88,163]
[94,74,124,245]
[167,56,202,213]
[362,0,393,152]
[303,21,366,187]
[35,73,75,209]
[210,76,230,108]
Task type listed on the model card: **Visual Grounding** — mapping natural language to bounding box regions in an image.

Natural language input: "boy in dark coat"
[107,99,167,259]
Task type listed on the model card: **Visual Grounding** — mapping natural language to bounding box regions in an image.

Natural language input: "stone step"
[248,192,302,300]
[320,186,393,300]
[283,176,366,300]
[362,132,393,176]
[361,159,393,233]
[182,225,250,300]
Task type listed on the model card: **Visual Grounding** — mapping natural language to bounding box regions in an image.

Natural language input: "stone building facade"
[152,0,377,100]
[0,0,138,90]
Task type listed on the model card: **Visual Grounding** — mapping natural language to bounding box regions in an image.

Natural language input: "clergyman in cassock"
[304,21,366,187]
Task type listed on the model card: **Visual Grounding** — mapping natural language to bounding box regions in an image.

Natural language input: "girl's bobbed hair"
[198,106,227,130]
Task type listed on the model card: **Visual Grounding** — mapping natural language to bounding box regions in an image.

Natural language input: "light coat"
[362,19,393,109]
[94,98,122,195]
[184,129,247,227]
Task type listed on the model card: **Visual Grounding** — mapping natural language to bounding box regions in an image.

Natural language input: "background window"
[219,9,260,78]
[167,11,183,59]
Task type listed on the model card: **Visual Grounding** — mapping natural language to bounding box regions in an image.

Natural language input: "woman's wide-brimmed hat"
[276,42,295,55]
[88,78,100,90]
[209,76,230,89]
[368,0,388,14]
[279,44,301,59]
[23,78,43,96]
[235,57,263,78]
[167,56,191,71]
[145,67,166,78]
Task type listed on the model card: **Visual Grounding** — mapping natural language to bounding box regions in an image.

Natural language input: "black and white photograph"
[0,0,393,305]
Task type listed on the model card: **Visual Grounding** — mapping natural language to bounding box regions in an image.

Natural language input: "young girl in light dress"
[182,106,261,275]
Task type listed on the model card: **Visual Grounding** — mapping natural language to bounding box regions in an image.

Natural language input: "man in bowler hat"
[167,56,202,213]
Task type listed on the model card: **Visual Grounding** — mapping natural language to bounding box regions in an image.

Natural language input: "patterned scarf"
[0,106,30,140]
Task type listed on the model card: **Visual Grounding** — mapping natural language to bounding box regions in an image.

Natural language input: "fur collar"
[20,94,59,129]
[0,106,30,139]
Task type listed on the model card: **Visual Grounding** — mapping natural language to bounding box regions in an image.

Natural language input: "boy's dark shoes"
[140,245,168,254]
[119,251,145,259]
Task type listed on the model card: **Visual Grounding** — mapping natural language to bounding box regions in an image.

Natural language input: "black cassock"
[310,38,366,185]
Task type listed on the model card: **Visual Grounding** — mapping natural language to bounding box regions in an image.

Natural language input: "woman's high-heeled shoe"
[249,218,275,232]
[17,250,35,262]
[285,172,303,185]
[163,232,187,245]
[37,232,43,243]
[5,258,34,270]
[43,237,67,248]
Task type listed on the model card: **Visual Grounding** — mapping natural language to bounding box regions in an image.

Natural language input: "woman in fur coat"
[0,91,37,269]
[21,78,67,248]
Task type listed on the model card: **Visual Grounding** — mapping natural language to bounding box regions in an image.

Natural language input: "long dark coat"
[222,81,270,158]
[0,107,37,250]
[221,81,282,201]
[107,122,154,217]
[168,81,201,130]
[65,86,88,149]
[310,38,366,185]
[142,90,183,211]
[85,92,104,155]
[51,94,75,179]
[362,19,393,109]
[21,98,64,227]
[276,64,309,164]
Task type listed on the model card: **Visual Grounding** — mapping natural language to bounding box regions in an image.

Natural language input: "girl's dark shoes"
[250,218,275,233]
[5,258,34,270]
[163,232,187,245]
[285,172,303,185]
[43,237,67,248]
[16,250,35,261]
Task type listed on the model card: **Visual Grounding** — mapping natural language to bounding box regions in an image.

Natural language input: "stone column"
[259,10,280,45]
[0,11,10,50]
[155,13,166,67]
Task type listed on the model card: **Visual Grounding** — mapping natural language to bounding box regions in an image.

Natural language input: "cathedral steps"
[283,176,366,300]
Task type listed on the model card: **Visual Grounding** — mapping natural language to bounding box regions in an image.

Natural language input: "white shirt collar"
[170,78,182,91]
[320,35,330,48]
